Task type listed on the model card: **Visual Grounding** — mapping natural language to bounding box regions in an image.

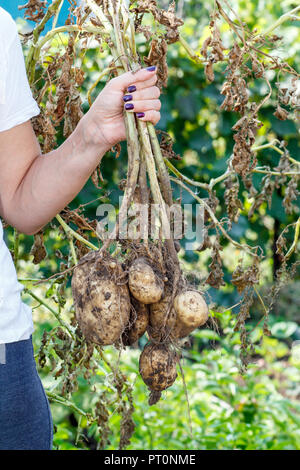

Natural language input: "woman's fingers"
[109,67,161,125]
[124,99,161,113]
[109,67,157,92]
[135,110,161,125]
[123,86,160,102]
[126,74,158,92]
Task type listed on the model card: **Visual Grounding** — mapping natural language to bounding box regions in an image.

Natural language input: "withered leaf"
[30,232,47,264]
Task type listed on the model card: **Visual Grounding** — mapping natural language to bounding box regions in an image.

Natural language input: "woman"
[0,7,161,450]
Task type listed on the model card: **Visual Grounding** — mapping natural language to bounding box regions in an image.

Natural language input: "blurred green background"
[3,0,300,450]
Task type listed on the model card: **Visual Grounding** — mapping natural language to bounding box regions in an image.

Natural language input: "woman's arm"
[0,67,160,235]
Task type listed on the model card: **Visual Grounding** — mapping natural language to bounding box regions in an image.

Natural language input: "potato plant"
[10,0,299,449]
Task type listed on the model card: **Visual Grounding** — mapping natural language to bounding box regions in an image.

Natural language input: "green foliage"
[33,310,300,450]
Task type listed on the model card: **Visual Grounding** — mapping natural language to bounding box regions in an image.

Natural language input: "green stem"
[46,391,89,417]
[68,235,78,265]
[259,6,300,36]
[56,214,99,251]
[179,36,203,64]
[285,217,300,260]
[52,0,64,29]
[253,285,269,316]
[93,0,141,249]
[165,158,209,190]
[26,0,63,82]
[87,66,120,106]
[24,287,75,339]
[253,141,300,166]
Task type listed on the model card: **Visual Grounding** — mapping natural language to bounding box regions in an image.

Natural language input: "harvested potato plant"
[18,0,300,450]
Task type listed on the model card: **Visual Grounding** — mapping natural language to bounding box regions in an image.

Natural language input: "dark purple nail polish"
[127,85,136,93]
[146,65,156,71]
[125,103,134,110]
[136,112,145,119]
[123,94,133,102]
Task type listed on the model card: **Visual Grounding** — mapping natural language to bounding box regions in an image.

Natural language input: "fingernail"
[123,94,133,102]
[127,85,136,93]
[136,112,145,119]
[125,103,134,110]
[146,65,156,72]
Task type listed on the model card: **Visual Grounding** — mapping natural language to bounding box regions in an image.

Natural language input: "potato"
[72,253,130,345]
[122,298,149,346]
[139,343,178,392]
[148,287,176,340]
[171,322,195,339]
[128,257,164,304]
[173,290,208,335]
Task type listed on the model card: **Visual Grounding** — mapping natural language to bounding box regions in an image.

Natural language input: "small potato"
[122,298,149,346]
[149,287,176,340]
[173,290,208,331]
[128,258,164,304]
[139,343,178,392]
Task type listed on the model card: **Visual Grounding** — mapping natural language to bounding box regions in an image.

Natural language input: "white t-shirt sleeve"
[0,7,40,132]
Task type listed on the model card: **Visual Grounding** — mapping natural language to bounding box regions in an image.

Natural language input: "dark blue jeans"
[0,337,53,450]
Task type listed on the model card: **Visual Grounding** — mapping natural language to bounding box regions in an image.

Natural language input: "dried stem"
[170,176,259,258]
[259,6,300,36]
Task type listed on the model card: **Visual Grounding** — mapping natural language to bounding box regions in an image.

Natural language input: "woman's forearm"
[4,119,109,235]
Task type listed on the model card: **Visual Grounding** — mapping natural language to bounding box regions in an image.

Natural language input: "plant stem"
[285,217,300,260]
[68,235,78,265]
[94,0,141,250]
[26,0,64,82]
[52,0,64,29]
[24,287,75,339]
[147,123,173,206]
[179,36,203,64]
[164,158,209,190]
[259,6,300,36]
[253,141,300,166]
[170,176,259,257]
[56,214,99,251]
[46,391,89,417]
[87,66,120,107]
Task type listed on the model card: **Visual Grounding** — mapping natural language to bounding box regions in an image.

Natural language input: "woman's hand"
[80,66,161,150]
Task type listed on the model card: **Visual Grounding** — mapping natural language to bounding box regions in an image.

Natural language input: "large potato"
[72,253,130,345]
[139,343,178,392]
[128,257,164,304]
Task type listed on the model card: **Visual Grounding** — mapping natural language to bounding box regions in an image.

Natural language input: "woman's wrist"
[69,115,111,166]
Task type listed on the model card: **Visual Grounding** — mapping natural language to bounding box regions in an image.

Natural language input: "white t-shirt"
[0,7,40,344]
